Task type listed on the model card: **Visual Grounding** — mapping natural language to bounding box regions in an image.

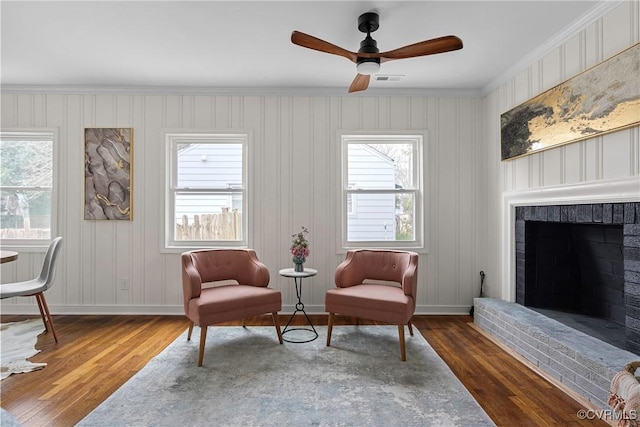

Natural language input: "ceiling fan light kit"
[291,11,463,93]
[356,61,380,75]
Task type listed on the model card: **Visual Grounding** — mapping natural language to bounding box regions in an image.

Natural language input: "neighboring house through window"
[0,130,56,245]
[341,133,424,249]
[165,131,248,248]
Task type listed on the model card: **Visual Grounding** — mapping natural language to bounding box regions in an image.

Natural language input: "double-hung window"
[341,133,424,249]
[166,131,249,248]
[0,130,56,245]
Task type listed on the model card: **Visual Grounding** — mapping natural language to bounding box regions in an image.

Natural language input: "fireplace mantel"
[500,176,640,302]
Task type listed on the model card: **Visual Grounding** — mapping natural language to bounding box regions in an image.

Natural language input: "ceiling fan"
[291,12,463,93]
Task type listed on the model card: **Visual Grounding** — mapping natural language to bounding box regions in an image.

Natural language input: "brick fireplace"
[514,202,640,353]
[474,178,640,409]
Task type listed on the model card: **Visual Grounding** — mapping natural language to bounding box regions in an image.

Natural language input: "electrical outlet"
[119,278,130,290]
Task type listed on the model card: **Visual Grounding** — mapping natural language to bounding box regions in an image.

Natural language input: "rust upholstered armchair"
[325,249,419,361]
[181,248,283,366]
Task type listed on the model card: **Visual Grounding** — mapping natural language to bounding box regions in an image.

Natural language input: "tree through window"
[0,131,55,241]
[341,133,424,248]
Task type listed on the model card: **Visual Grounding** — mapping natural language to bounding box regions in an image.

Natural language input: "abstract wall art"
[501,42,640,161]
[84,128,133,220]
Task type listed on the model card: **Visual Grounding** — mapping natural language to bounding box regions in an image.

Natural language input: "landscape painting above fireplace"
[501,42,640,160]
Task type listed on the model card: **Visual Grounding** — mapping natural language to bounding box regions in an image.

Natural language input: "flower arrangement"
[290,226,310,262]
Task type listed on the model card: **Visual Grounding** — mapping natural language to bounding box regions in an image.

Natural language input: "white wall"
[1,94,485,315]
[5,1,636,316]
[482,0,640,301]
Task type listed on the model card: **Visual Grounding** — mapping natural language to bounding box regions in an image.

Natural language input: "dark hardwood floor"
[0,314,607,426]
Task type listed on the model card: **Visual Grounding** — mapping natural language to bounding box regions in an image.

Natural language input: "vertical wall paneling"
[93,95,117,305]
[310,96,330,306]
[131,95,145,306]
[142,96,163,306]
[457,99,475,305]
[603,0,634,53]
[633,127,640,176]
[436,98,456,305]
[490,0,640,301]
[63,95,82,306]
[2,90,482,314]
[17,94,34,127]
[261,96,280,281]
[81,95,96,305]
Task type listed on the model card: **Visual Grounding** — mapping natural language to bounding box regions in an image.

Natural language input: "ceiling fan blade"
[291,31,357,63]
[348,74,370,93]
[377,35,463,62]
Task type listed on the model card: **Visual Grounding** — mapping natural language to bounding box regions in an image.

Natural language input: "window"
[341,133,423,248]
[165,132,249,248]
[0,130,56,244]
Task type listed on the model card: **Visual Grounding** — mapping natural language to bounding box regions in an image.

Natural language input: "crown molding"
[480,0,624,96]
[0,84,482,98]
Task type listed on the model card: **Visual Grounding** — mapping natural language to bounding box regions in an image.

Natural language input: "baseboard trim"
[0,303,474,316]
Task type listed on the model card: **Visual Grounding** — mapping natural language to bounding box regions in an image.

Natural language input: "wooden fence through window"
[175,208,242,240]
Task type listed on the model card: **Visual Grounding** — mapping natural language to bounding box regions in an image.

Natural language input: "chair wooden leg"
[187,321,194,340]
[408,320,414,336]
[198,326,207,367]
[398,324,406,362]
[242,318,246,328]
[36,293,57,343]
[272,312,283,344]
[34,293,47,330]
[326,313,334,346]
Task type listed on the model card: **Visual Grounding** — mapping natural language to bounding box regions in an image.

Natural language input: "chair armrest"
[182,253,203,313]
[334,251,363,288]
[239,249,270,287]
[401,254,419,298]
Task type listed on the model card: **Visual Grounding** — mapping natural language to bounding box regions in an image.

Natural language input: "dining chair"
[181,248,283,366]
[325,248,419,361]
[0,236,63,342]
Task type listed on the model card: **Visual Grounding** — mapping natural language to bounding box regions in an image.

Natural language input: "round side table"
[279,267,318,343]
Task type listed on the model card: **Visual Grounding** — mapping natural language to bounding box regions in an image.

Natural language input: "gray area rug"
[79,326,495,426]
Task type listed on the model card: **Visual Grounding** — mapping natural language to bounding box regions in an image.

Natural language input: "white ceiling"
[1,1,606,95]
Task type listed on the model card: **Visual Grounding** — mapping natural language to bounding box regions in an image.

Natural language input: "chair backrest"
[186,249,270,284]
[335,249,419,296]
[181,249,270,313]
[38,237,63,290]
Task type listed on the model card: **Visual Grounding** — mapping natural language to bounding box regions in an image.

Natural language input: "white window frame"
[346,183,357,216]
[0,129,58,250]
[164,131,250,250]
[340,132,425,250]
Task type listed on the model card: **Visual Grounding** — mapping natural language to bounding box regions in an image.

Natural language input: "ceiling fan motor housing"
[358,12,379,34]
[356,12,381,74]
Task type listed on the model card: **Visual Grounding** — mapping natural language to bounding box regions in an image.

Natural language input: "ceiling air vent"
[374,75,404,82]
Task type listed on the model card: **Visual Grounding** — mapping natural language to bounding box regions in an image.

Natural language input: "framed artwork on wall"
[501,42,640,161]
[84,128,133,220]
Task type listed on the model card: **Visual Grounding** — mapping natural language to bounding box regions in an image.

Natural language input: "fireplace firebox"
[515,202,640,354]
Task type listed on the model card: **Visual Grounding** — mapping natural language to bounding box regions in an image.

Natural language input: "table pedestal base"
[282,306,318,343]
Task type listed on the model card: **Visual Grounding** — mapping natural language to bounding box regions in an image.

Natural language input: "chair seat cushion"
[188,285,281,326]
[0,278,46,299]
[325,284,413,324]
